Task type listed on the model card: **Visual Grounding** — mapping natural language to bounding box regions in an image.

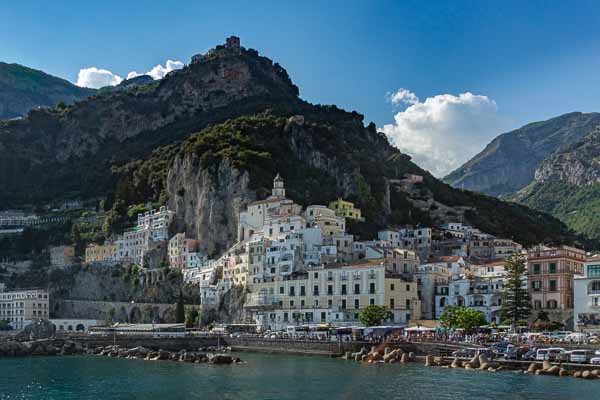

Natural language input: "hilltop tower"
[272,173,285,198]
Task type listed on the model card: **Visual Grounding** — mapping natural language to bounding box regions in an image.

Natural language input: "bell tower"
[272,173,285,198]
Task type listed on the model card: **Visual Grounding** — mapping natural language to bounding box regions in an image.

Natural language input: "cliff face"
[0,62,95,120]
[534,128,600,186]
[444,112,600,196]
[512,127,600,240]
[166,158,255,255]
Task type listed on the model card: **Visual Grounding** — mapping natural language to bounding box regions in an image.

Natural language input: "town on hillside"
[3,173,598,338]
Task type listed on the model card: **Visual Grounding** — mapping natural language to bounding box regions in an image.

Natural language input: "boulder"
[468,355,480,369]
[208,354,233,364]
[574,371,582,378]
[451,357,460,368]
[559,368,569,377]
[542,360,552,371]
[424,355,434,367]
[480,362,489,370]
[527,363,540,373]
[400,353,409,363]
[582,370,596,379]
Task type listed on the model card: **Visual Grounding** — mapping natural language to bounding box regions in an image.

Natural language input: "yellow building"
[328,198,363,221]
[85,243,117,263]
[246,259,421,330]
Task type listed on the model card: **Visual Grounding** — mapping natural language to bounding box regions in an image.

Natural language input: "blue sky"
[1,1,599,175]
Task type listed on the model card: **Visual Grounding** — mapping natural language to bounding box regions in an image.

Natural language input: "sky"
[1,1,599,177]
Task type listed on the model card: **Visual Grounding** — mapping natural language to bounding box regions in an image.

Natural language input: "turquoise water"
[0,353,598,400]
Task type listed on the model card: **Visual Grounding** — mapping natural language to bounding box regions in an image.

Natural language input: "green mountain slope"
[0,62,95,119]
[0,42,584,250]
[444,112,600,196]
[513,127,600,240]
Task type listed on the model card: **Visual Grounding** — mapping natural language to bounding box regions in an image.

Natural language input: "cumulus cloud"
[388,88,419,107]
[381,88,511,177]
[76,67,123,88]
[127,60,185,80]
[77,60,185,88]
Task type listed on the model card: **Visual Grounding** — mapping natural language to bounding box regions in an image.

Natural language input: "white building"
[116,206,173,265]
[435,260,507,323]
[0,287,49,330]
[574,257,600,333]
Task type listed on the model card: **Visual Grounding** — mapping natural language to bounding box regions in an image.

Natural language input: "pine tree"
[175,290,185,323]
[500,254,530,329]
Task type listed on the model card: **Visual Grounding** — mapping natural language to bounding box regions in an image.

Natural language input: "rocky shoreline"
[0,339,242,365]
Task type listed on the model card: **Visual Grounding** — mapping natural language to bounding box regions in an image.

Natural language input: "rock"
[424,355,434,367]
[559,368,569,377]
[469,355,480,369]
[574,371,582,378]
[542,360,552,371]
[591,369,600,377]
[480,362,489,370]
[451,357,460,368]
[582,370,596,379]
[400,353,409,363]
[16,319,55,341]
[208,354,233,364]
[408,352,415,360]
[527,363,539,373]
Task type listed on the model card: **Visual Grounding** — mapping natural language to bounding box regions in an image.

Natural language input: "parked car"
[490,341,512,354]
[536,348,567,362]
[566,350,594,363]
[522,349,537,361]
[452,348,479,358]
[504,346,528,360]
[590,357,600,365]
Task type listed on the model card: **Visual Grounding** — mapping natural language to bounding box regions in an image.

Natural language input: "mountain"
[443,112,600,196]
[0,62,95,120]
[0,39,582,253]
[512,127,600,240]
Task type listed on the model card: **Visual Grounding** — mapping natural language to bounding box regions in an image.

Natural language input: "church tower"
[272,173,286,198]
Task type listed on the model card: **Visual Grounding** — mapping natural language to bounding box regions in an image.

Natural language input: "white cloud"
[388,88,419,107]
[381,89,511,178]
[77,59,185,88]
[76,67,123,88]
[128,60,185,80]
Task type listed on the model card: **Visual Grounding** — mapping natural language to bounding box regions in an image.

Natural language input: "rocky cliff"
[444,112,600,196]
[0,62,95,120]
[0,46,299,206]
[512,127,600,240]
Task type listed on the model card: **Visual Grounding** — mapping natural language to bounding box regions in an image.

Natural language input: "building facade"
[527,245,586,328]
[574,257,600,333]
[0,288,49,330]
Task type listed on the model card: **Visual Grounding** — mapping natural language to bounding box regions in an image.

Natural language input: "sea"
[0,353,597,399]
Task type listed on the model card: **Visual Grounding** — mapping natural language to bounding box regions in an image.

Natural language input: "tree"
[175,290,185,323]
[185,307,199,328]
[440,305,487,333]
[500,254,530,329]
[358,305,392,327]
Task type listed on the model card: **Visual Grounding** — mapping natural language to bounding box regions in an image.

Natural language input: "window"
[549,263,557,274]
[549,280,557,291]
[369,282,376,294]
[341,284,347,295]
[314,272,318,278]
[328,299,332,307]
[300,286,306,296]
[588,264,600,278]
[301,300,305,307]
[370,298,375,305]
[406,284,410,291]
[390,284,395,291]
[531,281,541,292]
[532,264,541,274]
[290,300,294,307]
[327,271,333,281]
[279,286,284,294]
[354,299,360,309]
[354,284,360,294]
[321,312,326,322]
[327,285,333,295]
[406,299,410,309]
[390,298,395,308]
[341,299,347,309]
[313,285,319,296]
[289,287,295,296]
